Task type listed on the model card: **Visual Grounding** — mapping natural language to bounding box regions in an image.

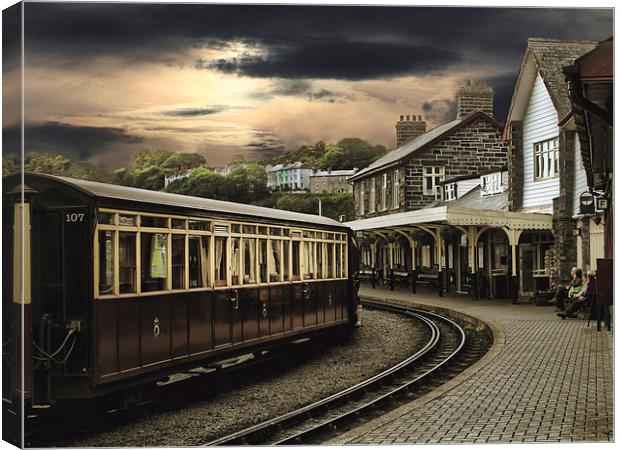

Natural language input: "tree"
[274,192,354,221]
[24,152,71,175]
[64,162,111,182]
[2,154,20,175]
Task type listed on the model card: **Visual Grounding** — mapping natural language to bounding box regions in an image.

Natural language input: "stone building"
[309,169,357,194]
[349,79,508,220]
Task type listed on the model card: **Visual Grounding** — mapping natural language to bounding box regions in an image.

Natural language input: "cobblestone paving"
[347,287,613,444]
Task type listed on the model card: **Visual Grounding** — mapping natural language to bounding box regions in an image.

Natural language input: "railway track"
[205,299,483,446]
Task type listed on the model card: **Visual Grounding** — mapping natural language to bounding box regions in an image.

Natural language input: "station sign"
[579,192,595,214]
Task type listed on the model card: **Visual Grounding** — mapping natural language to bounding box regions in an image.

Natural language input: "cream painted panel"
[522,73,560,210]
[573,138,588,216]
[456,178,479,198]
[589,219,605,271]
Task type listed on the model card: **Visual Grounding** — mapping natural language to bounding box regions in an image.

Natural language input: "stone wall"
[404,117,508,210]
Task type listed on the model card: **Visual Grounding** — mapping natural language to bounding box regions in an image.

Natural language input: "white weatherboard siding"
[522,73,560,211]
[456,178,479,199]
[573,138,588,217]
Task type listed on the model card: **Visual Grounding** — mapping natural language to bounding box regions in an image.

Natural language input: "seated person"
[558,271,595,319]
[554,267,582,311]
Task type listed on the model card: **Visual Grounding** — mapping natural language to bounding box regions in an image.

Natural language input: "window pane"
[189,220,210,231]
[172,235,185,289]
[141,233,168,292]
[98,230,114,295]
[269,240,282,282]
[189,235,208,288]
[98,212,114,225]
[119,232,137,293]
[258,226,268,235]
[303,241,314,279]
[243,238,256,284]
[327,243,335,278]
[142,216,168,228]
[335,243,342,278]
[316,242,324,279]
[258,239,268,282]
[172,219,186,229]
[425,176,433,192]
[283,240,290,280]
[292,241,300,278]
[270,228,282,236]
[243,224,256,234]
[214,236,227,285]
[231,224,241,233]
[118,214,136,227]
[231,238,241,285]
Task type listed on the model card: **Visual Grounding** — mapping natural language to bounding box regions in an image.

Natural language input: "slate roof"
[9,173,348,229]
[427,185,509,212]
[526,38,598,118]
[349,111,500,181]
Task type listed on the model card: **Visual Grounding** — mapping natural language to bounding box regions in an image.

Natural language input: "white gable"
[521,72,559,212]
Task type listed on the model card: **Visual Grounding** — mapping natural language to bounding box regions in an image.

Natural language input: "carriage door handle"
[301,283,310,301]
[230,289,239,310]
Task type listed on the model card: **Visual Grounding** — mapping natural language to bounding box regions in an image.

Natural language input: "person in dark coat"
[558,271,595,319]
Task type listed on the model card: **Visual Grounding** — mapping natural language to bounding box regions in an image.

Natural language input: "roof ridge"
[527,37,599,44]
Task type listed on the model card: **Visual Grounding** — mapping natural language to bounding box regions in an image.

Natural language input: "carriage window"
[258,226,268,235]
[119,232,137,293]
[244,238,256,284]
[172,219,186,230]
[243,225,256,234]
[118,214,136,227]
[142,216,168,228]
[232,224,241,233]
[98,230,115,295]
[291,241,300,279]
[303,241,314,279]
[231,238,241,285]
[258,239,268,283]
[270,228,282,236]
[98,212,115,225]
[189,235,208,288]
[327,243,335,278]
[172,235,185,289]
[214,236,227,286]
[269,240,282,282]
[189,220,210,231]
[303,230,314,239]
[141,233,168,292]
[335,243,342,279]
[283,240,290,280]
[316,242,324,279]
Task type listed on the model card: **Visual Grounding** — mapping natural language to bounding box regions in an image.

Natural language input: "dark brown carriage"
[2,173,360,409]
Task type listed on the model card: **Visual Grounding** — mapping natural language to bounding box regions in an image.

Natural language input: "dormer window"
[481,172,503,196]
[444,183,457,201]
[534,137,559,180]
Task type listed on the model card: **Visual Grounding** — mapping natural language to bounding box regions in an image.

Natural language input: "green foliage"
[64,162,111,182]
[2,154,20,175]
[263,138,387,172]
[274,192,354,222]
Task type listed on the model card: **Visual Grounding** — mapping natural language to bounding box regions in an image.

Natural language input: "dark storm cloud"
[3,122,142,160]
[422,99,457,124]
[250,80,354,103]
[23,4,612,79]
[160,105,230,117]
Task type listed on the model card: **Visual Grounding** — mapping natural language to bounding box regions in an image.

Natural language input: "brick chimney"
[456,79,494,120]
[395,114,426,147]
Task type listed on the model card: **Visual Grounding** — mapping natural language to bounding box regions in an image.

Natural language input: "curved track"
[205,299,467,446]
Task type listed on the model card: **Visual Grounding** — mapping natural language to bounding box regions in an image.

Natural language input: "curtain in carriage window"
[244,238,256,284]
[269,240,282,282]
[215,236,227,285]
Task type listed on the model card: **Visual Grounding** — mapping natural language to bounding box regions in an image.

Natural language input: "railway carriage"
[3,173,360,410]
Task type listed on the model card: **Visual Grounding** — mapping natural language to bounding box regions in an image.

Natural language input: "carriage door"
[213,225,232,347]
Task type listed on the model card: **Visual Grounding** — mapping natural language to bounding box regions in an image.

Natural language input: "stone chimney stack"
[456,79,494,120]
[395,114,426,147]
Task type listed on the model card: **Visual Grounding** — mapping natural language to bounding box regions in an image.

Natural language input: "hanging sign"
[595,196,609,211]
[579,192,595,214]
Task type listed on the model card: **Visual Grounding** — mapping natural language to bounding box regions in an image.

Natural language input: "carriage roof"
[8,173,349,229]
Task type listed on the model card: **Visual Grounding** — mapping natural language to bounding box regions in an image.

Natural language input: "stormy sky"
[2,3,613,168]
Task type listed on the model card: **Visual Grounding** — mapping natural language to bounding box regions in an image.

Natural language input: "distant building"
[309,169,357,194]
[266,162,313,191]
[216,162,245,175]
[164,169,193,187]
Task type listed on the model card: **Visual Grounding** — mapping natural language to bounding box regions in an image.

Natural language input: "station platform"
[330,285,614,444]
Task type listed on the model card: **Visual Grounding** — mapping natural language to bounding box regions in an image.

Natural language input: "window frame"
[392,169,400,209]
[422,166,445,196]
[533,137,559,181]
[369,177,376,213]
[444,182,457,201]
